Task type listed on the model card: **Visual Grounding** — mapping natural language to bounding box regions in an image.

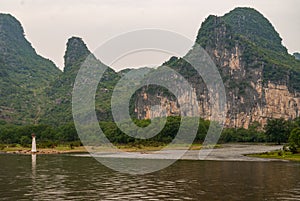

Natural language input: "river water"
[0,153,299,200]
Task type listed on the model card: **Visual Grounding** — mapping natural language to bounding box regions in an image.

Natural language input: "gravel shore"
[74,144,284,162]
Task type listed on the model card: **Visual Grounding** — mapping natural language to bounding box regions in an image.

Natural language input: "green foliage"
[20,136,31,147]
[1,9,300,150]
[0,14,60,125]
[195,7,300,92]
[41,37,121,125]
[57,122,79,142]
[0,123,77,146]
[2,116,300,147]
[223,7,287,53]
[220,127,265,143]
[289,128,300,153]
[289,145,298,154]
[264,118,292,144]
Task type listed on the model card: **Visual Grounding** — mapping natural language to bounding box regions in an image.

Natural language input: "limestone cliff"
[133,7,300,128]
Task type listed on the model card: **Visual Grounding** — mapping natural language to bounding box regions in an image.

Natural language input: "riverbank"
[247,150,300,162]
[0,144,209,154]
[73,144,284,162]
[2,144,291,162]
[1,146,87,154]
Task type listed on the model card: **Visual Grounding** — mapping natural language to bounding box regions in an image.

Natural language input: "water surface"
[0,154,299,200]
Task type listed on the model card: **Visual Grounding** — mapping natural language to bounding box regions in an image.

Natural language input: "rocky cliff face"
[294,53,300,61]
[1,9,299,127]
[133,7,300,128]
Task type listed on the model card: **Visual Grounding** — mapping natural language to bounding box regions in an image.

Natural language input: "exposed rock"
[294,52,300,61]
[133,8,300,128]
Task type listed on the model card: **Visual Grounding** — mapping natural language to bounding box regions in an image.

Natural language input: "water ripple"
[0,154,299,201]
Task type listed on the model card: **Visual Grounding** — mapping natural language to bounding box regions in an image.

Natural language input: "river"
[0,152,299,200]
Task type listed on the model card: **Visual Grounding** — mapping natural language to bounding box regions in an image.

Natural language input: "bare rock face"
[133,7,300,128]
[294,53,300,61]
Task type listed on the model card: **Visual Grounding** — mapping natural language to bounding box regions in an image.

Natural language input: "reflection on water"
[31,154,36,178]
[0,154,299,200]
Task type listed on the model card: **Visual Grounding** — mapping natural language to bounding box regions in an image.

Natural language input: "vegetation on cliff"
[0,14,60,124]
[196,7,300,90]
[1,8,300,148]
[144,7,300,129]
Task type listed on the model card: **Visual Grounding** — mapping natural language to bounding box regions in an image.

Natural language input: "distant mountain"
[134,7,300,128]
[1,8,300,129]
[41,37,120,125]
[0,14,60,124]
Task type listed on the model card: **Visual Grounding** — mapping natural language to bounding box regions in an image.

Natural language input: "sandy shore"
[73,144,284,162]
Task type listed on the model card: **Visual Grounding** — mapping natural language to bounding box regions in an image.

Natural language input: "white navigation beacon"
[31,133,37,153]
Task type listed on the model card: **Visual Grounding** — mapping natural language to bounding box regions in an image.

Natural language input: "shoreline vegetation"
[2,143,299,163]
[1,143,299,162]
[1,117,299,157]
[0,143,219,154]
[247,150,300,162]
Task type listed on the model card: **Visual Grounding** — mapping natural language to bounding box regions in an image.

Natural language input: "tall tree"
[264,118,289,144]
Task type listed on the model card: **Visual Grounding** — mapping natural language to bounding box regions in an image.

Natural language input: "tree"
[264,118,289,145]
[20,136,31,147]
[289,127,300,147]
[57,122,79,142]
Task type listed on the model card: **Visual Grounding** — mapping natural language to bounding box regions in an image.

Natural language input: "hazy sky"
[1,0,299,71]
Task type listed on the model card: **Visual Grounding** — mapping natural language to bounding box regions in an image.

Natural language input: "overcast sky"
[1,0,299,71]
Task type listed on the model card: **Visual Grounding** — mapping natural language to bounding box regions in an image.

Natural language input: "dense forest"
[0,116,299,153]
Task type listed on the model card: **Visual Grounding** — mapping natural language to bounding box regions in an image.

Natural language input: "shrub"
[289,143,298,154]
[20,136,31,147]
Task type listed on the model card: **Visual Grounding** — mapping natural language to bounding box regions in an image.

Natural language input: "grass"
[248,150,300,162]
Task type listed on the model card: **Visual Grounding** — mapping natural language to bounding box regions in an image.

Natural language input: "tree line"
[0,116,299,152]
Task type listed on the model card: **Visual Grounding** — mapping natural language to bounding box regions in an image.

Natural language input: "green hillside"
[0,14,60,124]
[41,37,120,125]
[1,8,300,147]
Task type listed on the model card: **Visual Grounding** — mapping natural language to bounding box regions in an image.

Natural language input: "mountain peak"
[0,13,24,36]
[0,13,37,56]
[196,7,287,53]
[0,13,59,88]
[223,7,286,53]
[64,36,90,71]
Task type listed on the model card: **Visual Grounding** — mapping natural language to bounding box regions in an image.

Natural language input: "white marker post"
[31,133,37,153]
